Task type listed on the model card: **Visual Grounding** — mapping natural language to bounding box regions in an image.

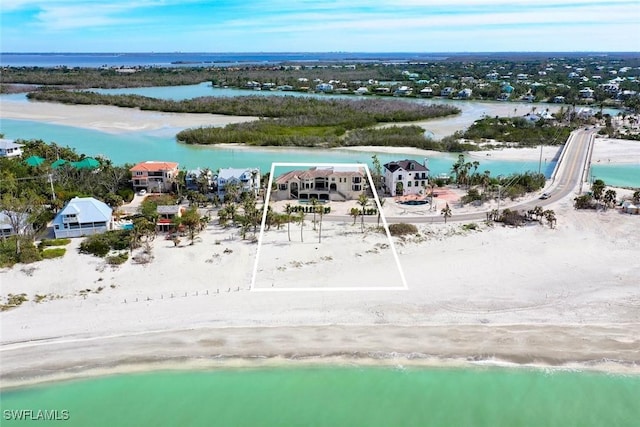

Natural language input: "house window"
[135,171,143,176]
[415,181,419,187]
[352,185,362,191]
[421,181,426,187]
[397,175,403,180]
[279,183,287,190]
[352,176,361,183]
[408,181,412,187]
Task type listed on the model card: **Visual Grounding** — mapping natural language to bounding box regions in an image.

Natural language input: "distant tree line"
[2,67,214,89]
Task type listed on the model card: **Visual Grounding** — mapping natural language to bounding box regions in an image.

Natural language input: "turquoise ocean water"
[0,118,556,178]
[0,118,556,177]
[1,366,638,427]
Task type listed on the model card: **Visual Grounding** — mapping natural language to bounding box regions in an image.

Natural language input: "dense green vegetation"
[26,90,459,148]
[79,230,133,257]
[2,67,213,89]
[456,116,573,147]
[26,90,457,120]
[0,140,133,205]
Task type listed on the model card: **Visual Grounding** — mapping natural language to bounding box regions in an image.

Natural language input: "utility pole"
[538,144,543,175]
[48,174,56,201]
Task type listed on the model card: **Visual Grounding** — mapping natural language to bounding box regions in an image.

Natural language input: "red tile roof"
[130,161,179,172]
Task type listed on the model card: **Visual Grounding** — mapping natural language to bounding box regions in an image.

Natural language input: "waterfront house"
[393,86,413,96]
[579,88,595,99]
[458,88,473,99]
[53,197,112,238]
[216,168,260,200]
[0,139,24,158]
[156,205,186,232]
[273,167,366,201]
[0,211,31,238]
[383,159,429,196]
[185,168,214,192]
[315,83,334,93]
[130,161,179,193]
[440,87,454,97]
[419,87,433,97]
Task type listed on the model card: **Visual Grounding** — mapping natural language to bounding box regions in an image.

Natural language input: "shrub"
[42,248,66,259]
[79,230,132,257]
[1,293,29,311]
[79,236,110,257]
[18,244,42,264]
[106,252,128,265]
[462,223,479,231]
[117,188,135,203]
[388,223,418,236]
[38,238,71,249]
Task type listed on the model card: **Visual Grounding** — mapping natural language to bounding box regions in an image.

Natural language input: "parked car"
[539,192,551,200]
[138,189,147,196]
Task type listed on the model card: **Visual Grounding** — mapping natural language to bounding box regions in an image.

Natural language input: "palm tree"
[179,207,202,245]
[591,179,606,209]
[441,203,452,224]
[376,197,386,226]
[350,207,360,225]
[285,203,293,242]
[533,205,544,222]
[543,209,556,229]
[604,189,617,210]
[357,193,369,232]
[297,211,305,242]
[472,160,480,175]
[317,204,324,243]
[310,197,320,230]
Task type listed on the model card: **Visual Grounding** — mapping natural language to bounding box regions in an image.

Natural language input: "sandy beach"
[0,98,258,133]
[2,188,640,385]
[592,137,640,164]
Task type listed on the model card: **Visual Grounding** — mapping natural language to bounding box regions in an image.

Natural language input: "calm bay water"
[590,164,640,188]
[0,52,449,68]
[0,118,556,177]
[1,366,638,427]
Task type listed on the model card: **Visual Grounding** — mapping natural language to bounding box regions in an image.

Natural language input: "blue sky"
[2,0,639,52]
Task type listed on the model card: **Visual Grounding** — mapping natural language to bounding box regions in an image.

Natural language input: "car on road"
[138,189,147,196]
[539,192,551,200]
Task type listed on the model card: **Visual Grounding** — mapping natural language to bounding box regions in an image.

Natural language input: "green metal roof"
[72,157,100,169]
[51,159,69,169]
[24,155,45,167]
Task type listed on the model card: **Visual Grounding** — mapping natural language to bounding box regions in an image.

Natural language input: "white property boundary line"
[250,162,408,292]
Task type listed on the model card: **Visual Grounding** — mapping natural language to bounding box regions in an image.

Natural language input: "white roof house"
[383,159,430,196]
[53,197,113,238]
[0,211,31,237]
[0,139,24,158]
[216,168,260,199]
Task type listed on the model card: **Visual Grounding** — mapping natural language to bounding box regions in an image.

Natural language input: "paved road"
[327,128,596,224]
